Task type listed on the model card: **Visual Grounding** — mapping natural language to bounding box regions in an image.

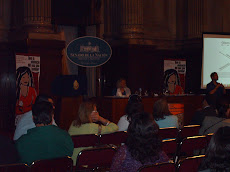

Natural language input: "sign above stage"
[66,36,112,67]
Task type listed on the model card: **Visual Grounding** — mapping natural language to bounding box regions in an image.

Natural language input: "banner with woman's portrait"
[15,54,40,118]
[164,59,186,95]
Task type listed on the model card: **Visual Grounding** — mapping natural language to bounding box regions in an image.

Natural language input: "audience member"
[112,78,131,97]
[117,94,143,131]
[0,134,19,165]
[190,94,217,126]
[153,98,179,128]
[110,112,169,172]
[199,96,230,135]
[14,95,57,140]
[16,101,73,165]
[68,101,118,165]
[199,126,230,172]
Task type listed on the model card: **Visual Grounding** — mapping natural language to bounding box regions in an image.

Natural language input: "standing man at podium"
[207,72,226,96]
[206,72,226,107]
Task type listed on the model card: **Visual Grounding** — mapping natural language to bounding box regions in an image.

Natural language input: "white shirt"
[13,110,57,140]
[117,115,129,131]
[116,87,131,97]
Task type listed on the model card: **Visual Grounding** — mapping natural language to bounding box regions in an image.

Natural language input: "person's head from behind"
[153,98,171,121]
[125,102,144,122]
[35,94,55,109]
[74,101,97,127]
[210,72,218,81]
[126,112,161,164]
[204,126,230,171]
[116,78,127,89]
[216,95,230,118]
[128,94,142,104]
[32,101,54,126]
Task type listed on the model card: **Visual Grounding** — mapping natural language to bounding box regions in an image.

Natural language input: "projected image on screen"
[201,33,230,89]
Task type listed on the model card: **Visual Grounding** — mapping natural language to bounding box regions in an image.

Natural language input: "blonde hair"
[73,101,96,127]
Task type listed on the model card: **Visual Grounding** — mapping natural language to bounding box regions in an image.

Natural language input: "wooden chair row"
[0,146,116,172]
[76,146,117,171]
[71,131,128,148]
[0,156,73,172]
[138,154,205,172]
[159,124,201,141]
[75,145,207,172]
[71,125,202,149]
[162,133,214,163]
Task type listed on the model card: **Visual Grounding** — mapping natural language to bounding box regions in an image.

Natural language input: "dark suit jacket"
[190,106,217,126]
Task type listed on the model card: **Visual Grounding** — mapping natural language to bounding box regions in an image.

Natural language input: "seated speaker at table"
[112,78,131,97]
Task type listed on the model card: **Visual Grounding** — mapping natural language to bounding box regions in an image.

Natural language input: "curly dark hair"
[126,112,162,164]
[128,94,142,104]
[153,98,172,121]
[201,126,230,171]
[125,102,144,122]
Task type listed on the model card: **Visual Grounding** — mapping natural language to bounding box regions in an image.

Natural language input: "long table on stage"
[97,94,205,126]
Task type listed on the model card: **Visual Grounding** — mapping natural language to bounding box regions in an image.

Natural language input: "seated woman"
[199,126,230,172]
[153,98,179,128]
[117,102,144,131]
[112,78,131,97]
[68,101,118,165]
[117,94,143,131]
[110,112,169,172]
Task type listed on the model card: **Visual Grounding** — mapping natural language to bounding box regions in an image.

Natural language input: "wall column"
[23,0,53,33]
[103,0,119,41]
[120,0,144,39]
[0,0,11,42]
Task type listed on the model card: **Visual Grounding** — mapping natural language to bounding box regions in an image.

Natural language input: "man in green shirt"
[16,101,74,165]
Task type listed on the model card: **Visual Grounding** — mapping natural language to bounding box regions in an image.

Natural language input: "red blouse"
[15,87,37,115]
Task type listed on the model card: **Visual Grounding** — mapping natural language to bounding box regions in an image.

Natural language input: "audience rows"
[0,93,230,172]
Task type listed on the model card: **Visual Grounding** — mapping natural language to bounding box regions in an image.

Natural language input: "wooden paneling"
[57,96,83,131]
[0,43,16,129]
[102,44,203,97]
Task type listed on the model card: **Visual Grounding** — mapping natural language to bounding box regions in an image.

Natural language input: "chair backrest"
[71,134,99,148]
[138,161,175,172]
[179,135,207,157]
[0,129,14,140]
[76,146,117,171]
[30,156,73,172]
[0,163,29,172]
[99,131,128,146]
[159,127,178,140]
[206,133,214,145]
[162,139,179,160]
[178,155,205,172]
[179,125,201,139]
